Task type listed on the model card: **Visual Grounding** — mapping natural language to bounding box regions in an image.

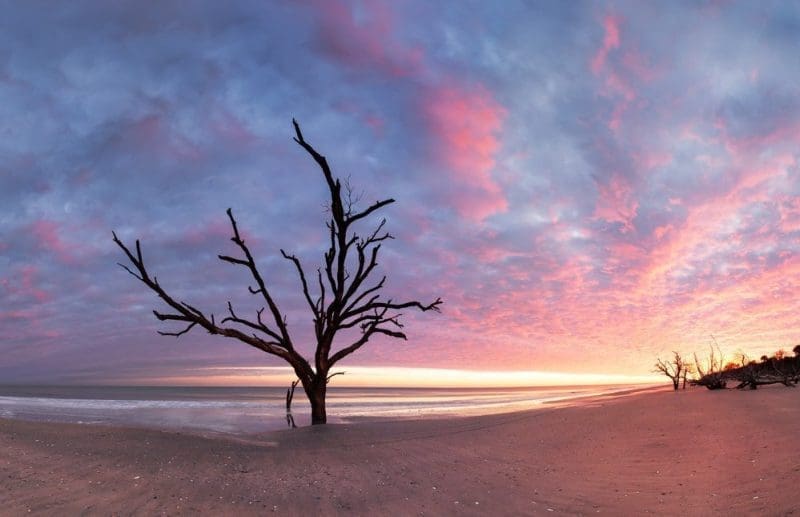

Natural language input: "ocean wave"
[0,395,264,411]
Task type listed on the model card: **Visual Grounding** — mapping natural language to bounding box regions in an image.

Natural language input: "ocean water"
[0,384,643,434]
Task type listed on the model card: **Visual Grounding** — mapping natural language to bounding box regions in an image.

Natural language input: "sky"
[2,0,799,387]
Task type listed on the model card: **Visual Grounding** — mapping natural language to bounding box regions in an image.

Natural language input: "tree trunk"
[309,381,327,425]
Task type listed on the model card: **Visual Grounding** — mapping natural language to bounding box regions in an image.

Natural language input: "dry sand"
[1,386,798,515]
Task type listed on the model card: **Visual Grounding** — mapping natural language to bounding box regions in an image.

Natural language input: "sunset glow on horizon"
[123,366,662,389]
[2,1,800,386]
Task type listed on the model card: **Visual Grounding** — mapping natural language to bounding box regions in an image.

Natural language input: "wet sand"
[2,386,798,515]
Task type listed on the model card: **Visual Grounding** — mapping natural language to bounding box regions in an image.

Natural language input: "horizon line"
[45,365,664,389]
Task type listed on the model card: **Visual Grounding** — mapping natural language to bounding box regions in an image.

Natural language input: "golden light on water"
[147,366,661,388]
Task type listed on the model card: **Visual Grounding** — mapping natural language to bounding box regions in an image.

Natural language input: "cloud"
[424,84,508,221]
[593,173,638,232]
[307,0,423,78]
[591,14,620,74]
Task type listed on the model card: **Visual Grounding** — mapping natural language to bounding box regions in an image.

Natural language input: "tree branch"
[281,249,318,317]
[348,199,395,225]
[343,297,442,321]
[220,301,285,344]
[218,208,295,351]
[157,321,197,337]
[326,371,345,384]
[112,231,314,383]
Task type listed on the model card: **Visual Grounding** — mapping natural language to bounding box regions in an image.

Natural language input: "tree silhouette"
[693,343,727,390]
[724,350,800,389]
[113,120,442,425]
[654,352,687,390]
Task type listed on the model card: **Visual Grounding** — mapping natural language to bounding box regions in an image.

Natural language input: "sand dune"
[2,386,798,515]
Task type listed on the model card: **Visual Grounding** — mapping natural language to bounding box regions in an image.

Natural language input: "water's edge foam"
[0,384,659,434]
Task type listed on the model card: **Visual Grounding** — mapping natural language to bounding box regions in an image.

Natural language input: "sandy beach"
[2,386,798,515]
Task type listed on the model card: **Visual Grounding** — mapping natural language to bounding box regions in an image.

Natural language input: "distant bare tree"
[654,352,688,391]
[693,340,727,390]
[114,120,442,425]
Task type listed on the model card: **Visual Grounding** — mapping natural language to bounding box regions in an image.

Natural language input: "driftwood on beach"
[726,353,800,389]
[691,345,799,390]
[657,344,800,391]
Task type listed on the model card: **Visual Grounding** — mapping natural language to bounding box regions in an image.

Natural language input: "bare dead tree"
[654,352,687,390]
[113,120,442,425]
[692,340,727,390]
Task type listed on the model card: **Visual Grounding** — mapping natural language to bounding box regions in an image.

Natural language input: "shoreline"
[0,383,660,436]
[0,383,664,443]
[338,383,664,427]
[2,386,798,515]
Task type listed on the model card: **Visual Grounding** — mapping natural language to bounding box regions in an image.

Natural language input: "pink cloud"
[591,15,621,74]
[633,150,672,171]
[590,14,656,133]
[308,0,422,78]
[126,114,204,163]
[639,151,797,307]
[303,0,507,222]
[30,220,74,264]
[778,196,800,233]
[178,219,233,248]
[424,85,508,221]
[210,109,258,147]
[1,265,50,303]
[715,115,800,159]
[0,310,33,322]
[653,224,673,241]
[621,48,657,83]
[593,173,638,232]
[331,99,386,137]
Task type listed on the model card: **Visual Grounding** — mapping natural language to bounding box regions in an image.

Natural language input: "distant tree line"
[655,344,800,391]
[719,345,800,390]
